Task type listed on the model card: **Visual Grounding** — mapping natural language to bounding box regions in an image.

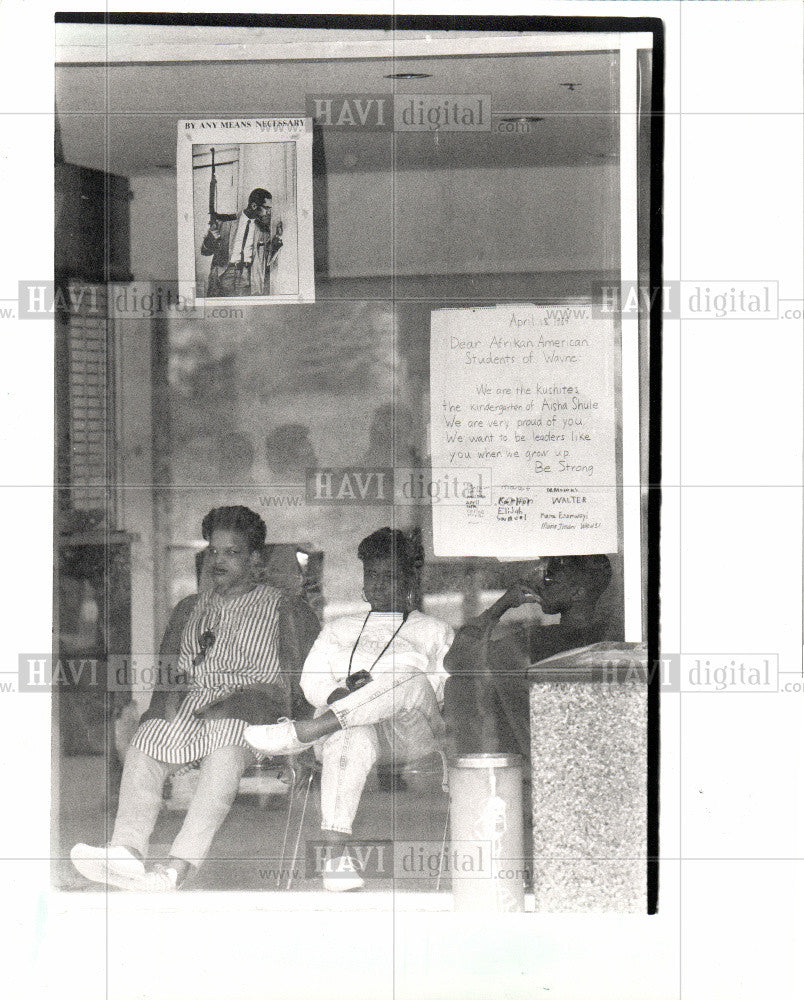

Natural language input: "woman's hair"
[201,506,266,553]
[357,527,424,582]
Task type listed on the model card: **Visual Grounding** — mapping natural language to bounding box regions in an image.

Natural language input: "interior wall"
[130,170,177,282]
[330,163,619,277]
[115,316,157,675]
[131,163,618,282]
[128,160,621,632]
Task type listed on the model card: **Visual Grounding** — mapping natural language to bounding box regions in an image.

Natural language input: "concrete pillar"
[528,647,648,912]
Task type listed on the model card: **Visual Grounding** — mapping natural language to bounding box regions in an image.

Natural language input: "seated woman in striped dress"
[71,505,310,892]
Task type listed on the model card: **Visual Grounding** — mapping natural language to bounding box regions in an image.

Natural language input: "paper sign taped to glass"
[177,118,315,306]
[430,304,618,557]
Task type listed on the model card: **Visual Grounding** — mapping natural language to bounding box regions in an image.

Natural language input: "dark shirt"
[445,612,609,677]
[491,619,610,675]
[444,613,611,757]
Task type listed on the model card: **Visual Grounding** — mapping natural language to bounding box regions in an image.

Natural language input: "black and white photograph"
[50,12,657,915]
[2,3,803,1000]
[178,118,315,303]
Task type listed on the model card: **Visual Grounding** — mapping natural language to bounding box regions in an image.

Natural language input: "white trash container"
[448,753,525,912]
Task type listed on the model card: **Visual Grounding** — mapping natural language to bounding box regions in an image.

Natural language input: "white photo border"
[177,117,315,305]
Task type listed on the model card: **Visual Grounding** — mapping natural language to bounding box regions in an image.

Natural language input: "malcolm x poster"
[177,118,315,306]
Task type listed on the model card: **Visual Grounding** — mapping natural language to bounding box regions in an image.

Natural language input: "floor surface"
[55,755,457,895]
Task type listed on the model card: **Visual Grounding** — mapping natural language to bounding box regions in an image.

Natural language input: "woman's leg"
[381,672,445,763]
[295,668,440,744]
[318,724,380,838]
[110,746,171,859]
[247,672,444,772]
[315,725,380,889]
[168,745,252,871]
[443,674,486,755]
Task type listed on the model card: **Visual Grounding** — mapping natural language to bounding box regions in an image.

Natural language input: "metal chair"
[277,747,451,891]
[276,750,318,889]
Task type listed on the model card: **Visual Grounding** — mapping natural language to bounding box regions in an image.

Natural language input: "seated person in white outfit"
[71,506,300,892]
[246,527,454,891]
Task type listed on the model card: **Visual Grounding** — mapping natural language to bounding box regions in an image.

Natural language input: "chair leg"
[436,807,450,892]
[285,768,314,890]
[436,749,450,892]
[277,761,299,889]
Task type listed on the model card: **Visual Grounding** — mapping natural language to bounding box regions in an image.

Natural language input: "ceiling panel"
[56,51,619,176]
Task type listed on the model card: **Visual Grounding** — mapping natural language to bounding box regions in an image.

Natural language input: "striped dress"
[131,583,284,765]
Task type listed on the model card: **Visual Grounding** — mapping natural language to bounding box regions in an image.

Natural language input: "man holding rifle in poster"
[201,147,283,297]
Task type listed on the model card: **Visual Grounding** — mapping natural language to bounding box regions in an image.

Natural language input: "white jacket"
[300,610,454,709]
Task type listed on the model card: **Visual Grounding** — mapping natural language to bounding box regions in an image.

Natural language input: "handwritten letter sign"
[430,304,618,557]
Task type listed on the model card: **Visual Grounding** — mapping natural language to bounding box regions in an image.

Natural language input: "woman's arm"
[299,624,342,709]
[277,595,320,718]
[443,604,503,676]
[138,594,198,723]
[428,620,456,705]
[443,584,538,675]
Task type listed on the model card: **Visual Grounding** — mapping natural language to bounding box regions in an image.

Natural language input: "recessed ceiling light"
[385,72,432,80]
[498,116,544,124]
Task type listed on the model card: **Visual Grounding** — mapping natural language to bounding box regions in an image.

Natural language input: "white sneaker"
[70,843,145,890]
[322,855,365,892]
[244,718,313,756]
[139,863,180,892]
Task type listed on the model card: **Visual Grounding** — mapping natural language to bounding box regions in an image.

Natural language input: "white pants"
[317,668,444,835]
[110,744,251,866]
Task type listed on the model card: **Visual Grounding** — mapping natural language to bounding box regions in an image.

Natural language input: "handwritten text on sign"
[430,304,617,557]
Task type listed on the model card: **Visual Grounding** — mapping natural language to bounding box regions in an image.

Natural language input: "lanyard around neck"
[347,610,409,678]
